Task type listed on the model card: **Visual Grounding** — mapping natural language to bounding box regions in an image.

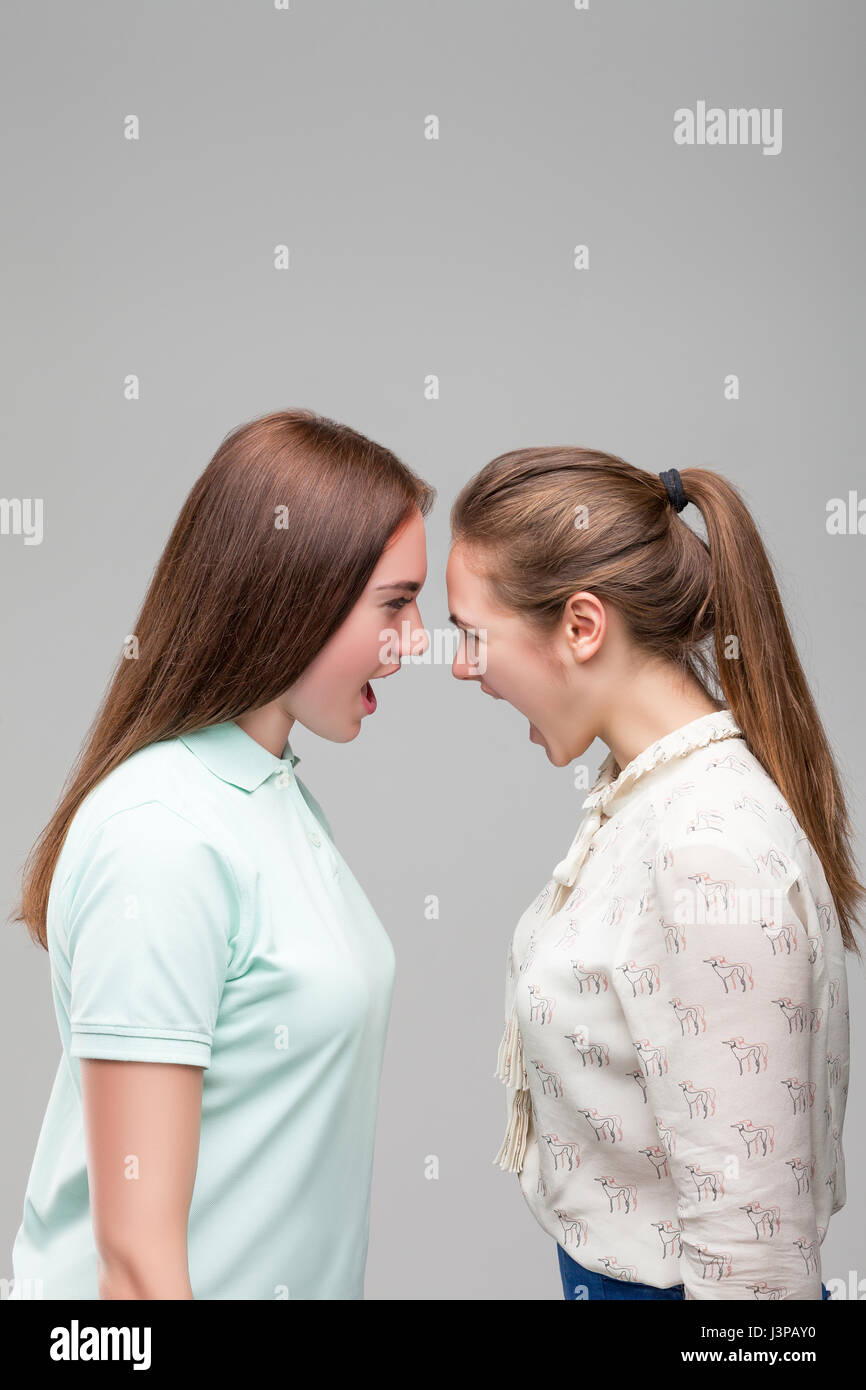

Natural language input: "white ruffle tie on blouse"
[492,761,614,1172]
[492,710,742,1174]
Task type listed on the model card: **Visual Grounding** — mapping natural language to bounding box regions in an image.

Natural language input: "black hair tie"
[658,468,688,513]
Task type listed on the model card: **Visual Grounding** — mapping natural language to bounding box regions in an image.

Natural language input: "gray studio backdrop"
[2,0,863,1300]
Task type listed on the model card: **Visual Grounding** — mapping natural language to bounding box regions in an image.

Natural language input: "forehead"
[368,508,428,582]
[446,542,483,590]
[446,545,499,631]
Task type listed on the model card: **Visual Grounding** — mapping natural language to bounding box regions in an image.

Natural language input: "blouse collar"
[549,707,743,892]
[582,707,742,817]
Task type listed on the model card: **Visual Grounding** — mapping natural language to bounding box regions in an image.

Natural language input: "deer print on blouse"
[503,723,847,1297]
[556,1211,588,1249]
[668,829,816,1199]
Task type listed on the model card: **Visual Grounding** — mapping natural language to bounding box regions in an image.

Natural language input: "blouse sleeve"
[612,834,823,1300]
[62,802,241,1069]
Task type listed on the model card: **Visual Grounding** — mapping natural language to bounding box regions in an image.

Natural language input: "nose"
[451,632,482,682]
[408,612,430,660]
[383,601,430,666]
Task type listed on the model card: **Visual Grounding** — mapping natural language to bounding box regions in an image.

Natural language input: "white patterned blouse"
[494,708,850,1300]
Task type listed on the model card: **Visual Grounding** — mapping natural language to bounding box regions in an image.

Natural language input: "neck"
[233,700,296,759]
[600,680,723,774]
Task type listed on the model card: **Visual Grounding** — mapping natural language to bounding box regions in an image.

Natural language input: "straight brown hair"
[450,446,864,957]
[13,409,436,950]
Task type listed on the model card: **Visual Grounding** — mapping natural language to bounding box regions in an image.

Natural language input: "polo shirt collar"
[179,720,301,792]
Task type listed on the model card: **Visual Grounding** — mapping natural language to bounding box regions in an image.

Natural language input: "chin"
[539,735,577,768]
[308,720,362,743]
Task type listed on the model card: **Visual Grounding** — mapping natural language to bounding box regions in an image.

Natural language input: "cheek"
[488,653,521,696]
[496,654,545,714]
[326,616,389,684]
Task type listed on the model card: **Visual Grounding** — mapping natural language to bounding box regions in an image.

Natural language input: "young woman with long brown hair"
[8,409,434,1299]
[446,447,861,1301]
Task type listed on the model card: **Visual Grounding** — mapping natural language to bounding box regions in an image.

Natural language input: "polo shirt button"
[309,831,321,847]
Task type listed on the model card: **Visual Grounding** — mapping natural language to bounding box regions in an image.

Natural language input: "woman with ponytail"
[447,447,860,1301]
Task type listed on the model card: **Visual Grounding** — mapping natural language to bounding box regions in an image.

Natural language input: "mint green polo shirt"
[8,721,396,1300]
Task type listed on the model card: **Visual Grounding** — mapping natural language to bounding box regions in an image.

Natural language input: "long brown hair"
[13,408,436,950]
[450,446,864,957]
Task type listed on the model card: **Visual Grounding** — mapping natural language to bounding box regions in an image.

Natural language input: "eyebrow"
[375,581,422,592]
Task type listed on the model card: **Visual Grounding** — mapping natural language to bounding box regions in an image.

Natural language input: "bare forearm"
[97,1249,194,1300]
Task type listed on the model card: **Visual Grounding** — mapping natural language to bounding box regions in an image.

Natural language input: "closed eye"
[448,617,478,636]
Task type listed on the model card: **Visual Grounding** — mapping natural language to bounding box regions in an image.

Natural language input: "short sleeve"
[62,802,240,1069]
[613,835,822,1300]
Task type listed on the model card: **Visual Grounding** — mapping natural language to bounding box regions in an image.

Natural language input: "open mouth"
[361,680,377,713]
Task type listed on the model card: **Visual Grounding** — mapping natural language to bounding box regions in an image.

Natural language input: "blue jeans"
[557,1244,831,1300]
